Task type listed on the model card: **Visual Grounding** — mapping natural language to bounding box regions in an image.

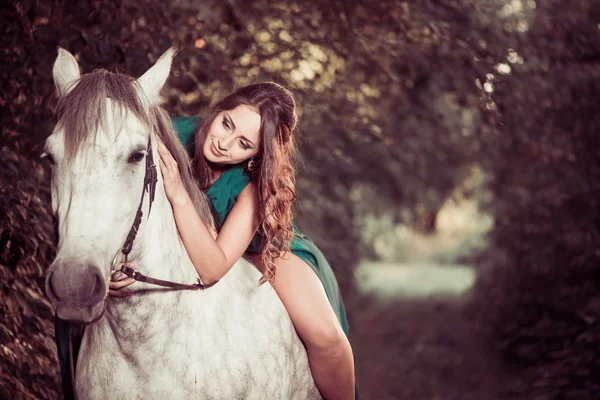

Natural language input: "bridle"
[108,135,217,291]
[55,134,217,399]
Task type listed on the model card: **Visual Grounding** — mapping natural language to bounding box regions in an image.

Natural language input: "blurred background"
[1,0,599,399]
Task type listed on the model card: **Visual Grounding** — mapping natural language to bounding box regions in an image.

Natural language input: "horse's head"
[44,48,175,323]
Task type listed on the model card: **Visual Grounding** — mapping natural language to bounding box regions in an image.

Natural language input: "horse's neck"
[137,192,199,283]
[97,192,206,343]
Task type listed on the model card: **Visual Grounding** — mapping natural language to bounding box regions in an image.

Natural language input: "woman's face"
[203,105,261,165]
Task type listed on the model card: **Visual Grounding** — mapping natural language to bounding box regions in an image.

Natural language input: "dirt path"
[350,264,508,400]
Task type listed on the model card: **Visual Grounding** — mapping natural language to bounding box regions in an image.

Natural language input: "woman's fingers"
[158,146,173,180]
[109,277,136,290]
[156,141,185,204]
[108,262,136,297]
[159,157,168,175]
[157,141,177,168]
[109,288,135,298]
[111,263,135,284]
[112,262,132,277]
[112,262,130,272]
[157,141,170,161]
[108,280,135,297]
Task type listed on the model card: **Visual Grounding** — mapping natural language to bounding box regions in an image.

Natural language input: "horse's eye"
[40,152,55,165]
[128,152,145,163]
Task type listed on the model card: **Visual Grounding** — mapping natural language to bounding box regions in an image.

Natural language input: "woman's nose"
[217,138,231,151]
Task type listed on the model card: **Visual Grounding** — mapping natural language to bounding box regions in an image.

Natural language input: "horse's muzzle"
[46,260,108,323]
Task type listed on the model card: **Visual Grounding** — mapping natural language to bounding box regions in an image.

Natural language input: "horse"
[44,48,320,399]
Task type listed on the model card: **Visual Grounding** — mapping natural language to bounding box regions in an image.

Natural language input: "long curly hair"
[193,82,299,284]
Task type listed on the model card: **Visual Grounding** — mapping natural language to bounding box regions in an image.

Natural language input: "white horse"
[44,48,320,399]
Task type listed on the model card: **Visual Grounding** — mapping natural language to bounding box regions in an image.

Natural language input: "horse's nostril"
[87,269,106,305]
[90,274,100,295]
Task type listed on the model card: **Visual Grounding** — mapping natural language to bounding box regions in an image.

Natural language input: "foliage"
[0,151,58,399]
[473,1,600,397]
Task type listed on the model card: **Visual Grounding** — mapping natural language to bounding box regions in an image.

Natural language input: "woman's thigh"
[267,253,343,346]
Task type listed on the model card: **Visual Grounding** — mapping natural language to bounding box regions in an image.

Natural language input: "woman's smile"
[210,140,226,157]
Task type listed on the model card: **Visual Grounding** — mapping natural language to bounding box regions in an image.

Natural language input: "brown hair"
[54,70,215,232]
[193,82,298,283]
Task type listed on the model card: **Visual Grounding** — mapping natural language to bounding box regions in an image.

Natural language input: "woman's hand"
[109,263,136,297]
[157,137,190,207]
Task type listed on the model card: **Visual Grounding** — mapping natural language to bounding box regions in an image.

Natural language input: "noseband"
[110,135,217,291]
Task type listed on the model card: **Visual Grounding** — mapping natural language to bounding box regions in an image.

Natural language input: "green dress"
[174,116,350,335]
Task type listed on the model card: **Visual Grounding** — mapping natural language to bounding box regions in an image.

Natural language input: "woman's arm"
[157,136,261,283]
[171,183,261,283]
[270,254,355,400]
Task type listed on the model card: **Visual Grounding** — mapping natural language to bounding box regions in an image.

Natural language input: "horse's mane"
[54,69,215,231]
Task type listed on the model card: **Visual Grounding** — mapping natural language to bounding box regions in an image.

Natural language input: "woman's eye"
[222,118,230,130]
[239,139,250,150]
[40,152,55,165]
[128,152,145,163]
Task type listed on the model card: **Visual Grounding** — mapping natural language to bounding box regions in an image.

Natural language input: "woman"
[59,82,356,399]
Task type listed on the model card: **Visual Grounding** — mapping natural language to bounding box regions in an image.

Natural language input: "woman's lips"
[210,141,225,157]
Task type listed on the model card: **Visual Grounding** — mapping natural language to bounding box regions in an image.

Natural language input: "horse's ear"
[135,48,176,107]
[53,48,81,97]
